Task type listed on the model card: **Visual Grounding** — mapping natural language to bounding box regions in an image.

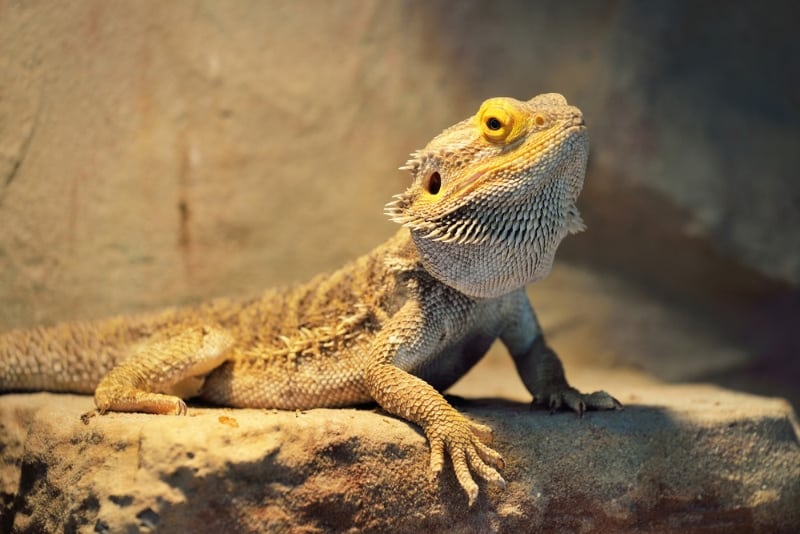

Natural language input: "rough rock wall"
[1,1,798,332]
[1,1,798,406]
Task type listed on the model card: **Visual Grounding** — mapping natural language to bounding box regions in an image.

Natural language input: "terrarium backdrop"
[1,1,798,405]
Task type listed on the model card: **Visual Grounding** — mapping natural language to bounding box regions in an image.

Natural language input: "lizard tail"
[0,318,133,394]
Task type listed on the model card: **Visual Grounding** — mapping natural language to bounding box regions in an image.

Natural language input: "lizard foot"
[535,386,622,416]
[82,392,187,422]
[427,413,506,507]
[95,388,188,416]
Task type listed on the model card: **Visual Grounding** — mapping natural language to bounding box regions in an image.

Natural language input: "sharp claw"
[467,487,478,508]
[429,468,441,483]
[429,439,445,477]
[584,391,624,411]
[578,401,586,418]
[548,396,559,414]
[496,475,507,491]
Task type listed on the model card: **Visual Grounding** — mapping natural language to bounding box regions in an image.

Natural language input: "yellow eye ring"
[477,98,527,144]
[479,103,513,142]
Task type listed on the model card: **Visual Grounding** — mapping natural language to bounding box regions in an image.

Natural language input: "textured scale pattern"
[0,93,620,505]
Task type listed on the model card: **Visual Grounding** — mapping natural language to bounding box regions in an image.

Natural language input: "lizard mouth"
[563,121,587,137]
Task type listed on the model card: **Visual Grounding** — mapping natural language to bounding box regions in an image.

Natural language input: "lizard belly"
[402,334,497,393]
[200,348,372,410]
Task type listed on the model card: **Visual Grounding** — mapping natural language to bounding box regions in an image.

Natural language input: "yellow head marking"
[477,98,528,144]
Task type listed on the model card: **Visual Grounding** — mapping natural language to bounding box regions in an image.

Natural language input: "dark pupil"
[427,171,441,195]
[486,117,502,130]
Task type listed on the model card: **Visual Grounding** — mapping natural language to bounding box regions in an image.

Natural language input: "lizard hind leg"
[90,325,235,417]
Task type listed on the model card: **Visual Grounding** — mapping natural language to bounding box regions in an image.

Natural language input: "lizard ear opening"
[425,171,441,195]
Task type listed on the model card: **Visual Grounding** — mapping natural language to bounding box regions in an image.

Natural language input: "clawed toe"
[536,387,622,415]
[469,421,494,444]
[436,438,505,506]
[426,416,505,506]
[561,389,587,416]
[585,390,623,411]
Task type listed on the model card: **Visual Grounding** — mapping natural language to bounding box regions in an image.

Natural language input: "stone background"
[1,1,798,406]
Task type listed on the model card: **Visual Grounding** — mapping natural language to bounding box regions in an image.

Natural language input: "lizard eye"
[425,171,441,195]
[477,98,526,144]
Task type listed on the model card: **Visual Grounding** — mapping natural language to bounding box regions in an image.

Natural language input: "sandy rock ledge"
[1,385,798,533]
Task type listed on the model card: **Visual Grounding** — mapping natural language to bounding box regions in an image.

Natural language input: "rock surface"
[2,384,798,533]
[1,1,798,333]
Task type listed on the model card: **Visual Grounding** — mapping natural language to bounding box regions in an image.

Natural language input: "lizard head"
[385,93,589,298]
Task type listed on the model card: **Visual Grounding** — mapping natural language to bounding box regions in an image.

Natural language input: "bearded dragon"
[0,93,620,505]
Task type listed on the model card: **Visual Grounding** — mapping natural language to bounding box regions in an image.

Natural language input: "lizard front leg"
[512,336,621,414]
[89,325,234,419]
[364,302,505,506]
[501,292,621,414]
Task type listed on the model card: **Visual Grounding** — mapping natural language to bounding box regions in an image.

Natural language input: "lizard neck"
[408,175,584,299]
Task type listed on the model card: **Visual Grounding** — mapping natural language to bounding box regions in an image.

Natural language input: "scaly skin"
[0,93,620,506]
